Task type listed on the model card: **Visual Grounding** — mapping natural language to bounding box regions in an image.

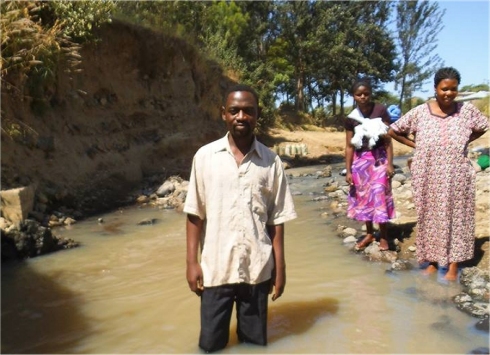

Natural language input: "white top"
[184,133,297,287]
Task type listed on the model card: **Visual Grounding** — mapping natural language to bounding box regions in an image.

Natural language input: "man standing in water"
[184,84,297,352]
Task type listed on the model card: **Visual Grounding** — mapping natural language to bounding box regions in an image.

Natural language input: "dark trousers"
[198,280,270,353]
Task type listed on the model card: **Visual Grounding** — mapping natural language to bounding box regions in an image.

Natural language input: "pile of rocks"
[453,267,490,320]
[133,175,188,211]
[1,218,79,262]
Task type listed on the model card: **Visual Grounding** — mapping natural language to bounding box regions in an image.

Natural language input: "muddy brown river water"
[1,164,488,354]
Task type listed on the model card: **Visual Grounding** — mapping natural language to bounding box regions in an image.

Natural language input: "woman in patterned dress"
[345,79,395,251]
[389,67,489,281]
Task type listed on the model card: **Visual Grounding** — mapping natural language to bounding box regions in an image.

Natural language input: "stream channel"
[1,161,488,354]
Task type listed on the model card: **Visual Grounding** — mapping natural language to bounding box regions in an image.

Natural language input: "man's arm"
[267,223,285,301]
[186,214,204,296]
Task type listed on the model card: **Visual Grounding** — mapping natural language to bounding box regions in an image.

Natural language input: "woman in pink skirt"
[345,79,395,251]
[389,67,489,281]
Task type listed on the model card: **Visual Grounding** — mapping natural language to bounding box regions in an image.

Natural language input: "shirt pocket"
[250,176,272,221]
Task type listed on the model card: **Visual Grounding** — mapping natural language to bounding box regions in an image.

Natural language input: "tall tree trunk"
[296,76,304,112]
[340,89,345,116]
[406,88,413,110]
[399,75,406,108]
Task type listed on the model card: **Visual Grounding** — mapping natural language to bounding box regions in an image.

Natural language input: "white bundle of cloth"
[347,108,389,149]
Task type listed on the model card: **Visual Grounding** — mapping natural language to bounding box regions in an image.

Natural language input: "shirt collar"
[215,132,263,160]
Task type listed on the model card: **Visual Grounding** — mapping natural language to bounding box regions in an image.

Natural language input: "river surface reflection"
[1,164,488,354]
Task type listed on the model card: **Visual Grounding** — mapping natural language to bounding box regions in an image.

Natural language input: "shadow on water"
[267,298,339,343]
[231,298,339,344]
[1,261,91,354]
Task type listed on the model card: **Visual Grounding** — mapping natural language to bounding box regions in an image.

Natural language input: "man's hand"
[186,214,204,296]
[187,262,204,296]
[271,265,286,301]
[268,223,286,301]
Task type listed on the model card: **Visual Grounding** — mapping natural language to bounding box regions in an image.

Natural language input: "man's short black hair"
[223,84,259,106]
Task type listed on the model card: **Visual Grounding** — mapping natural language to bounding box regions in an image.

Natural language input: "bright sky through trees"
[396,1,489,99]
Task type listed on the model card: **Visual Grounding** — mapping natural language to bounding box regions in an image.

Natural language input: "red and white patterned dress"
[391,102,489,266]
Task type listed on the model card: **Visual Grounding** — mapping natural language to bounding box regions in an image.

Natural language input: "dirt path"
[265,127,489,160]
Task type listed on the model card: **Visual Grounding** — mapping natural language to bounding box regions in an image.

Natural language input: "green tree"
[233,1,280,127]
[198,1,248,73]
[310,1,396,115]
[394,0,445,109]
[39,0,115,42]
[115,1,247,77]
[374,90,401,107]
[274,1,316,112]
[114,0,206,37]
[109,1,403,128]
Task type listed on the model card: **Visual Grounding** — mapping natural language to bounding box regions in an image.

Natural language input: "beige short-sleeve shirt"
[184,133,297,287]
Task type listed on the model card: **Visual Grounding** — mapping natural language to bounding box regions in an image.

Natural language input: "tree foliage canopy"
[2,0,447,127]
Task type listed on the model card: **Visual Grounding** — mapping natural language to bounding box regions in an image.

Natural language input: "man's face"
[221,91,258,139]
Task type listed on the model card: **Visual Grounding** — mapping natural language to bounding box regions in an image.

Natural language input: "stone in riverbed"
[468,346,490,354]
[474,315,489,332]
[1,219,79,262]
[391,259,414,271]
[342,236,357,244]
[339,227,357,238]
[453,293,489,318]
[156,181,175,197]
[0,185,36,223]
[137,218,157,225]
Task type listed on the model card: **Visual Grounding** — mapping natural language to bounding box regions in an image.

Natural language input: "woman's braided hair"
[434,67,461,87]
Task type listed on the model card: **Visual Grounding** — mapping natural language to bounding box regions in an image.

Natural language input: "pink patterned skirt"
[347,148,395,223]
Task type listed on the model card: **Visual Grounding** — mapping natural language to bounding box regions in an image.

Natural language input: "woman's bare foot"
[378,237,389,251]
[377,223,389,251]
[355,234,375,251]
[444,263,459,281]
[422,263,438,275]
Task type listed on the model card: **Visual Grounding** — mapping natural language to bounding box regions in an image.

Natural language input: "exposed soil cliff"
[1,20,233,215]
